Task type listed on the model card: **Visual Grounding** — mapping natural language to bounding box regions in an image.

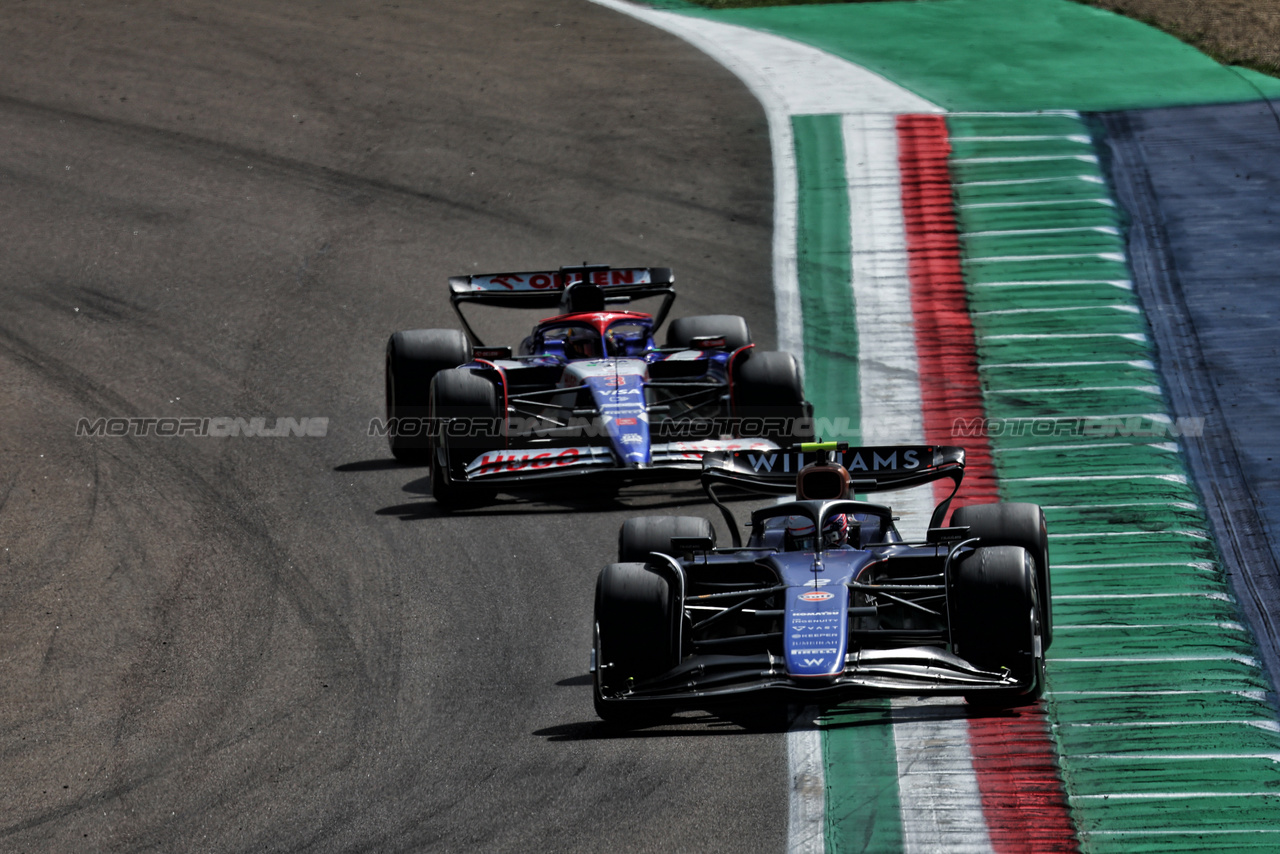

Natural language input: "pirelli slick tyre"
[731,349,814,445]
[385,329,472,465]
[617,516,716,564]
[665,314,752,351]
[429,455,496,511]
[950,545,1045,709]
[429,368,503,510]
[950,502,1052,650]
[593,562,678,727]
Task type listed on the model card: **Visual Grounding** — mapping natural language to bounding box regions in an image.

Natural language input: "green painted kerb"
[949,112,1280,853]
[793,114,860,444]
[822,702,903,854]
[675,0,1280,112]
[790,114,899,851]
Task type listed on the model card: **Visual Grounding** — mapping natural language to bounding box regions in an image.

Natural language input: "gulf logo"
[798,590,834,602]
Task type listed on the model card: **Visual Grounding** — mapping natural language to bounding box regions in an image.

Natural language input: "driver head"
[565,327,601,359]
[783,513,849,550]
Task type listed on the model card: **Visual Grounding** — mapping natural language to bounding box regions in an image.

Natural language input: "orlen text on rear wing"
[701,443,966,531]
[448,264,675,345]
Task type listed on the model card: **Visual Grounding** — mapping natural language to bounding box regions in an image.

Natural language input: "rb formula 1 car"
[385,264,813,508]
[591,442,1052,725]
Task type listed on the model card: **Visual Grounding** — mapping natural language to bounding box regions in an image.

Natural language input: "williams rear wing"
[701,443,966,533]
[448,264,675,344]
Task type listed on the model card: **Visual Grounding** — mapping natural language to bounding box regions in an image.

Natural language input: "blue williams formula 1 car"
[590,442,1052,725]
[384,264,813,508]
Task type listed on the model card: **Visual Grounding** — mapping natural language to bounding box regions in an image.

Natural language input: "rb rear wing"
[448,264,675,344]
[701,442,966,532]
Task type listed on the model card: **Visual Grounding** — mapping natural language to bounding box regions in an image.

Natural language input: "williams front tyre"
[950,545,1045,709]
[951,502,1052,650]
[593,562,678,727]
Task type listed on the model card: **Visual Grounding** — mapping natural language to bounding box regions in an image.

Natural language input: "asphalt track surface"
[0,2,789,851]
[1100,99,1280,682]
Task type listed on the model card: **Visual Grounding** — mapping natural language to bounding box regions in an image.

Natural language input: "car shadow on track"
[334,458,406,473]
[338,458,762,520]
[538,680,805,740]
[539,692,1025,740]
[535,711,796,741]
[372,493,723,520]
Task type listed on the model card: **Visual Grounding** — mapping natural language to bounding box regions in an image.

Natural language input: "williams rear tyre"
[665,314,752,351]
[950,502,1052,650]
[385,329,472,465]
[730,349,813,445]
[950,545,1045,709]
[429,367,503,510]
[617,516,716,564]
[593,562,678,727]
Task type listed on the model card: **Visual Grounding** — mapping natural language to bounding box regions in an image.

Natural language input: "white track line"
[982,332,1146,341]
[952,154,1098,164]
[962,226,1120,237]
[841,90,990,854]
[972,280,1133,289]
[587,4,954,851]
[843,113,927,458]
[958,198,1116,209]
[893,699,995,854]
[966,252,1127,263]
[1062,720,1280,731]
[787,707,826,854]
[954,134,1092,143]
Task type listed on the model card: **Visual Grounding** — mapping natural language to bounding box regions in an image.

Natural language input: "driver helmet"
[784,513,849,551]
[605,329,629,357]
[565,327,601,359]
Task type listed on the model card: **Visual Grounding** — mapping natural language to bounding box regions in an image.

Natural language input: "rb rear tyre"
[385,329,472,465]
[430,367,503,510]
[731,350,813,444]
[617,516,716,564]
[665,314,752,351]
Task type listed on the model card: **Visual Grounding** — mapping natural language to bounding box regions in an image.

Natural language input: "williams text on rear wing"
[702,443,966,530]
